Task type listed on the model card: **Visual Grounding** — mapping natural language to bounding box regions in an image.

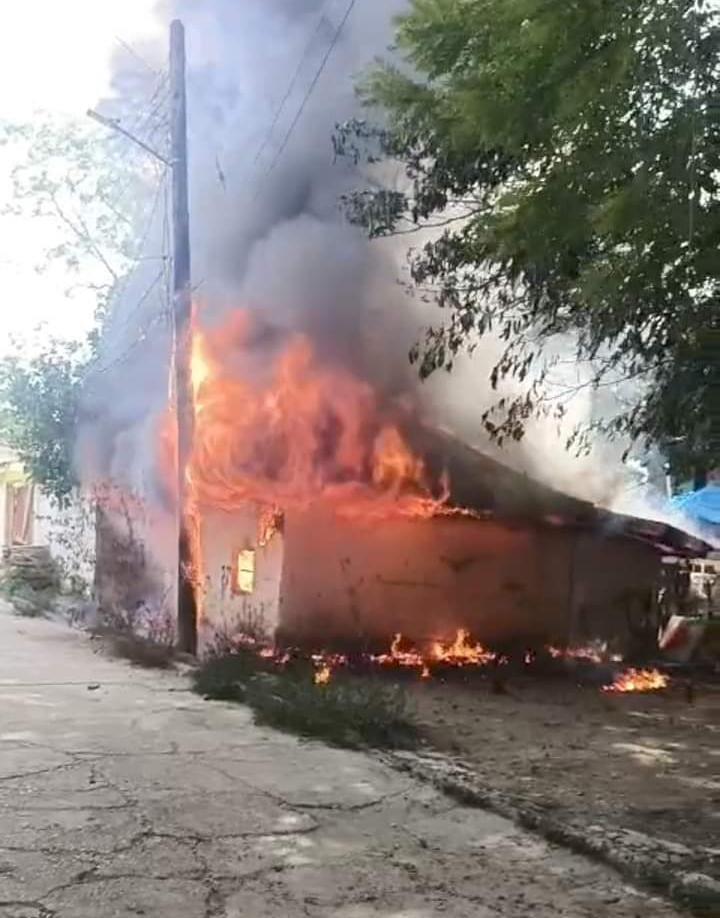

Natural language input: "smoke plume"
[78,0,680,531]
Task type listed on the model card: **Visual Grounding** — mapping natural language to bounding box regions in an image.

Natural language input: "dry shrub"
[192,651,418,749]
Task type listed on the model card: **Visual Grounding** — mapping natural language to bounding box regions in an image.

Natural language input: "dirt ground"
[409,671,720,885]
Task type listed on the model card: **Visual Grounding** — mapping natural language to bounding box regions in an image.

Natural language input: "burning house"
[177,312,709,657]
[85,1,710,667]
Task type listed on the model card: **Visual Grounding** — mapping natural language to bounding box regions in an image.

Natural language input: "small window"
[234,549,256,594]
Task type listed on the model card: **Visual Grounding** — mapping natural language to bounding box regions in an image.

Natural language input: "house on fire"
[198,427,709,653]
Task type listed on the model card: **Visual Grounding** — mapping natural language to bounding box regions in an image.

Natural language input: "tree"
[0,108,165,499]
[0,338,86,504]
[0,113,162,324]
[337,0,720,472]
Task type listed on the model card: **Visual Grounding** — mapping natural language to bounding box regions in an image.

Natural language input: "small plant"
[248,673,419,749]
[92,597,176,669]
[103,631,176,669]
[202,604,271,657]
[192,651,419,750]
[0,580,54,618]
[192,647,271,701]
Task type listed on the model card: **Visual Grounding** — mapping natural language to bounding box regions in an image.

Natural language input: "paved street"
[0,611,684,918]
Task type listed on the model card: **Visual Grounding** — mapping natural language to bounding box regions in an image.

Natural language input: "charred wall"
[199,505,284,643]
[569,533,662,654]
[276,509,663,652]
[276,509,573,649]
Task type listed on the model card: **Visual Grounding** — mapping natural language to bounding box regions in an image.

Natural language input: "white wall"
[33,490,96,591]
[199,503,284,643]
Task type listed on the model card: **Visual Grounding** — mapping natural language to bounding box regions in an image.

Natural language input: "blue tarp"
[670,484,720,527]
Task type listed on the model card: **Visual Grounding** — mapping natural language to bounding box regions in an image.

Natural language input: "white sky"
[0,1,163,352]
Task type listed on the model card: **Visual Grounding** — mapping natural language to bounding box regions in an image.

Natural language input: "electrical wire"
[87,164,171,379]
[258,0,358,190]
[114,36,162,77]
[100,170,167,333]
[90,306,169,377]
[252,3,332,168]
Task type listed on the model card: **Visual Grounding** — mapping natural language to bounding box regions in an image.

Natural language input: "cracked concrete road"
[0,612,686,918]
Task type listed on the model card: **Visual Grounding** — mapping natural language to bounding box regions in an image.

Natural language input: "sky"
[0,1,163,352]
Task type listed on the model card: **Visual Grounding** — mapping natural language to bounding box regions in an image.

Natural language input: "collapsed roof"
[411,427,711,559]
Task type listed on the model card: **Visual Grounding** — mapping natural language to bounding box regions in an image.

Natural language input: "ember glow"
[314,664,332,686]
[603,668,670,693]
[234,549,256,594]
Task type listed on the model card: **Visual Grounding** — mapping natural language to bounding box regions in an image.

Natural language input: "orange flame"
[373,629,496,673]
[603,668,669,693]
[374,633,426,668]
[314,664,332,686]
[430,628,496,666]
[184,311,453,521]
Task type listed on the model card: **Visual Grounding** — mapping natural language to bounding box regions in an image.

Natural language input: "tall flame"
[185,310,452,520]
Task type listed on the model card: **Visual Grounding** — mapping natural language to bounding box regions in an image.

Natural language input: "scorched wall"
[198,503,663,652]
[277,507,574,648]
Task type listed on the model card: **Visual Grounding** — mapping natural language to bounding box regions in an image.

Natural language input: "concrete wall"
[195,501,664,653]
[277,507,575,649]
[568,532,661,651]
[199,504,284,642]
[34,491,96,591]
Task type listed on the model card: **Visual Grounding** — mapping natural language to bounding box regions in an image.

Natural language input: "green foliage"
[0,339,88,503]
[338,0,720,469]
[0,114,156,323]
[193,652,419,749]
[0,577,57,618]
[0,111,162,498]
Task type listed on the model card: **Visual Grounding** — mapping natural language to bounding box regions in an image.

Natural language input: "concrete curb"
[385,750,720,917]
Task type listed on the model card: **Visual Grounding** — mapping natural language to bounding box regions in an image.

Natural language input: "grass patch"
[192,647,272,699]
[192,651,419,749]
[100,631,176,669]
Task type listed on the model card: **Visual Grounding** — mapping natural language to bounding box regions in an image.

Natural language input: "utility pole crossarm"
[86,108,172,167]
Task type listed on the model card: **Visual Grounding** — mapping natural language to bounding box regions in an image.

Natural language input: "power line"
[131,74,171,144]
[114,35,161,77]
[252,3,332,168]
[90,305,169,377]
[258,0,358,189]
[101,170,167,326]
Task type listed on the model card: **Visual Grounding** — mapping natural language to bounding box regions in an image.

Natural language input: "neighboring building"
[670,479,720,545]
[196,428,710,654]
[0,445,95,591]
[0,445,39,549]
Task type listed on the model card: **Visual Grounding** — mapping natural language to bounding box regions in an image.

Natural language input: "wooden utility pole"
[170,19,197,654]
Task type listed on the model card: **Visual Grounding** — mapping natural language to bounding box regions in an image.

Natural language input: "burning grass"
[192,648,419,749]
[603,667,669,693]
